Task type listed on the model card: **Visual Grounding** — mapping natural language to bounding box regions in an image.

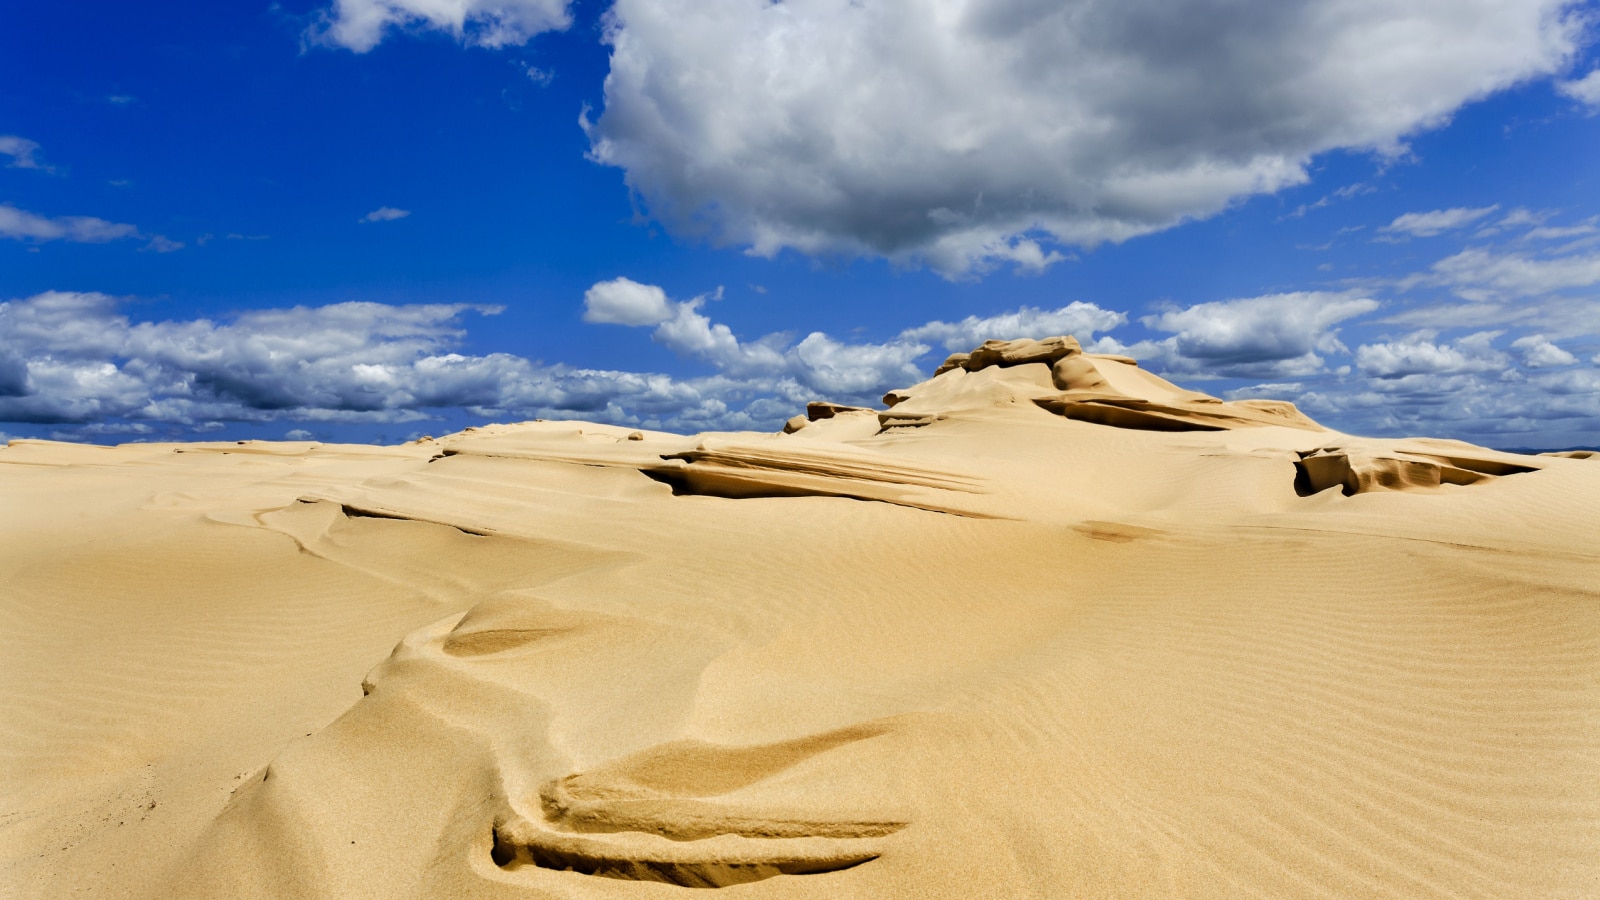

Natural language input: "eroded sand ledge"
[2,338,1598,898]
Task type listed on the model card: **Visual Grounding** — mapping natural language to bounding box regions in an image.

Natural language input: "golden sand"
[3,338,1597,897]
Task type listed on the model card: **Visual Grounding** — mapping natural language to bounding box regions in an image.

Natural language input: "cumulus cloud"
[1511,334,1580,367]
[648,295,786,374]
[1379,205,1500,239]
[1221,315,1600,444]
[1558,68,1600,108]
[1287,359,1600,444]
[902,303,1126,351]
[8,285,1599,446]
[308,0,573,52]
[582,276,674,325]
[0,347,29,397]
[1382,294,1600,343]
[360,206,411,223]
[1141,292,1379,378]
[586,0,1586,277]
[0,292,765,430]
[1,289,967,434]
[786,333,929,396]
[590,282,927,396]
[0,136,51,172]
[1355,331,1508,377]
[583,277,1133,399]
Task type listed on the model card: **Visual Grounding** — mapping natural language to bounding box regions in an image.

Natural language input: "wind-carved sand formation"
[2,337,1598,897]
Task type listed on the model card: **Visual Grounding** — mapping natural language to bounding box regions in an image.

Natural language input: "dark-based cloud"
[1140,292,1379,378]
[0,292,743,428]
[586,0,1587,276]
[8,246,1597,444]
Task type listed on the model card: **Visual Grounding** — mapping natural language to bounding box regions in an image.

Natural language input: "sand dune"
[3,337,1598,898]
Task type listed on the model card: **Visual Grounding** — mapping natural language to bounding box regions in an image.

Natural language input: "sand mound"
[1295,442,1541,496]
[879,336,1323,432]
[492,721,909,887]
[642,439,993,517]
[4,337,1597,899]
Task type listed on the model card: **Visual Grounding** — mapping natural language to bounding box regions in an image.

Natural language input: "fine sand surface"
[3,337,1598,898]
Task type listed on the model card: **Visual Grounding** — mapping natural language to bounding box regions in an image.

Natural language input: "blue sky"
[3,0,1599,447]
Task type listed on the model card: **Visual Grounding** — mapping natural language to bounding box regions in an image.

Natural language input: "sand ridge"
[2,337,1598,898]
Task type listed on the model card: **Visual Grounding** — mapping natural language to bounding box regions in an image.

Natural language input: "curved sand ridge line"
[493,723,910,887]
[0,441,603,896]
[4,337,1598,898]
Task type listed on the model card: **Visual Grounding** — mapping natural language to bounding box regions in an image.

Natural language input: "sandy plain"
[2,337,1597,898]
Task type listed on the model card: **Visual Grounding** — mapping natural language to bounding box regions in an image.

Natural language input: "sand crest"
[3,337,1598,898]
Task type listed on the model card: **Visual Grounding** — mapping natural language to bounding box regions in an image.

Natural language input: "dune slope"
[3,337,1597,898]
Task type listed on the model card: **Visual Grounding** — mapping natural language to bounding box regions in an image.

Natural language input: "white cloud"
[1419,246,1600,300]
[1291,359,1600,445]
[1534,366,1600,396]
[586,0,1585,277]
[1511,334,1579,367]
[1225,382,1306,401]
[1558,68,1600,108]
[1355,331,1508,377]
[0,204,139,243]
[1380,295,1600,341]
[1469,206,1551,237]
[0,291,822,434]
[582,276,675,325]
[308,0,573,52]
[0,203,181,251]
[1522,218,1599,241]
[649,304,932,398]
[1286,182,1376,219]
[0,136,51,172]
[649,295,778,371]
[141,235,186,253]
[360,206,411,223]
[1379,205,1499,238]
[1142,292,1380,378]
[587,277,1135,398]
[7,287,1600,446]
[902,302,1126,351]
[1497,208,1549,228]
[642,294,912,394]
[788,333,927,396]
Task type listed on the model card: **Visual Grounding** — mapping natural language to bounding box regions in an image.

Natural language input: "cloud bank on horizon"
[6,207,1599,443]
[3,0,1599,447]
[0,288,1123,435]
